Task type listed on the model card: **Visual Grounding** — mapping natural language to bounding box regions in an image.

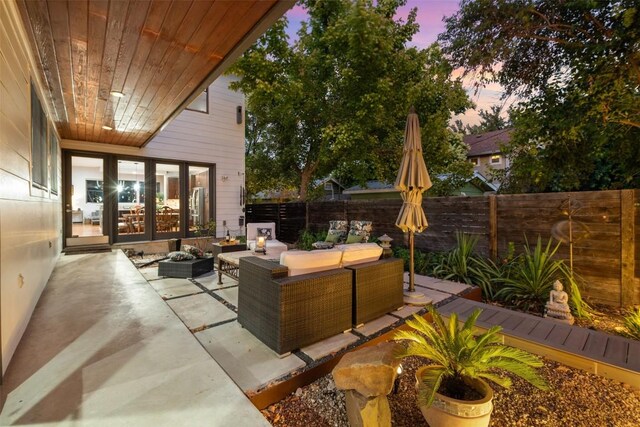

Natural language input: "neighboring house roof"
[469,171,499,192]
[343,181,397,194]
[344,174,497,195]
[464,128,513,157]
[313,177,345,190]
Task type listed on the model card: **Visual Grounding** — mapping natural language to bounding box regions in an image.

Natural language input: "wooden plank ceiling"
[17,0,285,147]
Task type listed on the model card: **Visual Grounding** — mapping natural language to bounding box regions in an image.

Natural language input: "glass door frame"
[112,157,152,243]
[186,162,216,238]
[62,150,109,245]
[150,162,184,240]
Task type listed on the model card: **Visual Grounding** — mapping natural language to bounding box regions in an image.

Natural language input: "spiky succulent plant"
[394,307,548,407]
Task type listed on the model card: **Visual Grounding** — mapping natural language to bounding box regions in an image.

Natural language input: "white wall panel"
[0,0,62,374]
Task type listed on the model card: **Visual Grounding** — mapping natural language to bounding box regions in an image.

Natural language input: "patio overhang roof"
[17,0,294,148]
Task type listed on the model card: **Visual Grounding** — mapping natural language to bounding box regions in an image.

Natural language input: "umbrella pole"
[409,231,415,293]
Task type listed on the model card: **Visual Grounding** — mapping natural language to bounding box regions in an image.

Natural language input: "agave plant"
[624,308,640,340]
[432,231,480,285]
[495,236,590,317]
[394,307,548,407]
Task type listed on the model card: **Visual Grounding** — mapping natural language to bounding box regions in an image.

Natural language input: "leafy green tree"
[440,0,640,193]
[451,105,511,135]
[230,0,472,200]
[439,0,639,129]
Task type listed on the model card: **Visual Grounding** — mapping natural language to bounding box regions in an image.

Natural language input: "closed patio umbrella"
[395,107,432,302]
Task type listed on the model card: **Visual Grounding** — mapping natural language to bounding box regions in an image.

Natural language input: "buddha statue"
[544,280,574,324]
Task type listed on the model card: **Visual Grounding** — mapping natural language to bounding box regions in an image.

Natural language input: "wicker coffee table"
[217,250,273,284]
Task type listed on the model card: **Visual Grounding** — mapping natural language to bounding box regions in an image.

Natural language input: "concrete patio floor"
[139,261,473,398]
[0,249,475,425]
[0,251,270,427]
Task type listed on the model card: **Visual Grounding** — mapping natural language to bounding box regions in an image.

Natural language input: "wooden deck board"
[529,321,556,341]
[604,336,629,365]
[626,341,640,371]
[438,298,467,314]
[546,324,572,346]
[583,333,609,358]
[563,327,590,351]
[499,314,525,331]
[437,297,639,377]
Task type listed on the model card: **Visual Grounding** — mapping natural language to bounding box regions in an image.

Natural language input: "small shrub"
[624,308,640,340]
[495,236,590,317]
[297,229,327,250]
[432,231,480,285]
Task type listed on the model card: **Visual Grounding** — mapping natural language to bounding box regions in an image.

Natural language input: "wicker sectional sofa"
[238,256,353,356]
[237,244,404,356]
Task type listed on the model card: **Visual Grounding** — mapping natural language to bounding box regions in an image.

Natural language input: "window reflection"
[189,166,210,232]
[117,160,145,235]
[156,164,180,233]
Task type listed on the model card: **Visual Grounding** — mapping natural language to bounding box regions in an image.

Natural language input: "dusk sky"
[284,0,507,125]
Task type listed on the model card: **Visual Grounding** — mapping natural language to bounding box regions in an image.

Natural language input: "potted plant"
[394,307,548,427]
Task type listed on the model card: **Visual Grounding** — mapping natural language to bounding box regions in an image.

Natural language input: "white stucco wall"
[0,0,62,374]
[62,75,246,238]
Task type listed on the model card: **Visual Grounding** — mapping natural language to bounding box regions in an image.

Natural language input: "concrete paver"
[356,315,399,337]
[148,277,203,299]
[195,322,306,393]
[301,332,359,361]
[167,293,236,331]
[212,286,239,307]
[193,270,237,289]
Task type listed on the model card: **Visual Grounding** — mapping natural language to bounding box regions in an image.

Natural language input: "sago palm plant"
[394,307,548,407]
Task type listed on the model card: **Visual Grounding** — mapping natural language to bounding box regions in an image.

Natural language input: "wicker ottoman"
[158,257,214,278]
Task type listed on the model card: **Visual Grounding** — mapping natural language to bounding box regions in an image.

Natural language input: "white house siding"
[0,1,62,374]
[61,75,246,238]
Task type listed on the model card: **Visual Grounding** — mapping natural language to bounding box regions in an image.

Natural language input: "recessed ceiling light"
[110,91,125,98]
[102,125,113,131]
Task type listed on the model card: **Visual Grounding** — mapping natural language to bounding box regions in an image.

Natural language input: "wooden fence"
[247,189,639,307]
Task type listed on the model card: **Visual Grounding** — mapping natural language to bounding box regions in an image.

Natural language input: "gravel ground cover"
[574,303,633,339]
[263,356,640,427]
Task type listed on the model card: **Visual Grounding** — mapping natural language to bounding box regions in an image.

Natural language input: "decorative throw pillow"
[325,229,342,243]
[349,220,373,242]
[328,220,348,243]
[181,244,203,258]
[168,251,195,261]
[345,232,364,244]
[257,227,273,240]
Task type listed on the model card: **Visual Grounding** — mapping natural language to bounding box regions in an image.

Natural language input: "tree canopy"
[230,0,472,200]
[451,105,511,135]
[439,0,640,193]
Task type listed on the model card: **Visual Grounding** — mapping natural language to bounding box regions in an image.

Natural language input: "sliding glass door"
[117,160,147,238]
[155,163,181,236]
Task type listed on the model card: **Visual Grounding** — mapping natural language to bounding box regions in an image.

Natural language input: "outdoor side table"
[217,250,270,285]
[212,242,247,259]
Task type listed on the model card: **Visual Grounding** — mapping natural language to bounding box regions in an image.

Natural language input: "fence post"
[620,189,636,306]
[489,195,498,260]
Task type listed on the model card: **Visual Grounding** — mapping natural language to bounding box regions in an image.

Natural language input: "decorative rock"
[544,280,575,324]
[345,390,391,427]
[332,342,402,397]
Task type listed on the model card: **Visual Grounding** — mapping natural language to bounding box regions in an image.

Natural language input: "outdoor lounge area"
[2,0,639,426]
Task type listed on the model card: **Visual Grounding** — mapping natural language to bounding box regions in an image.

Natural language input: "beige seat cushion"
[336,243,383,267]
[280,249,343,276]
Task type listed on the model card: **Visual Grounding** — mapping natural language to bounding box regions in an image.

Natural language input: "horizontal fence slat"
[246,189,638,306]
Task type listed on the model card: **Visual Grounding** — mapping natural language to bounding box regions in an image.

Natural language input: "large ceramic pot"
[415,366,494,427]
